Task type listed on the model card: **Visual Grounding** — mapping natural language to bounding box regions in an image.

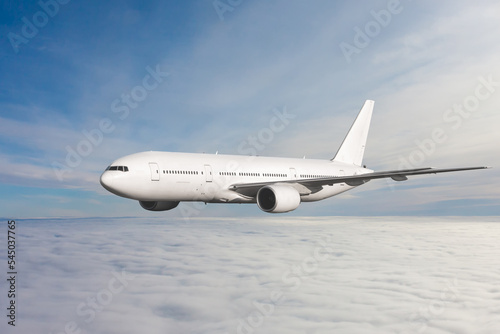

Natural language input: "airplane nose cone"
[100,172,115,192]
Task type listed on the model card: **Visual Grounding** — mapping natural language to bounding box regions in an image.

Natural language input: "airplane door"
[289,168,297,179]
[204,165,213,182]
[149,162,160,181]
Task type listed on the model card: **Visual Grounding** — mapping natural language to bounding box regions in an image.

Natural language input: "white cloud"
[3,217,500,334]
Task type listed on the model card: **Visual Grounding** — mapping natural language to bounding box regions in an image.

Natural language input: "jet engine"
[139,201,179,211]
[256,185,301,213]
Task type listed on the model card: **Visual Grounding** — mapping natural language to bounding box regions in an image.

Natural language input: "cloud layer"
[2,216,499,334]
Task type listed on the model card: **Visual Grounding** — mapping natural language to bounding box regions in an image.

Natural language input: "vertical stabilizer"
[332,100,374,166]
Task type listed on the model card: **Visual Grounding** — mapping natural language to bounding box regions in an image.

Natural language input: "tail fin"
[332,100,374,166]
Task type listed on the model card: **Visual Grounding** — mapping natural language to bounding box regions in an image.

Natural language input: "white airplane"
[100,100,488,213]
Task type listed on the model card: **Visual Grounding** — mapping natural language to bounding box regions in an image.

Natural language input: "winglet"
[332,100,374,166]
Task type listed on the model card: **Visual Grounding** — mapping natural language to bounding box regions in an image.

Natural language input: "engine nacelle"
[139,201,179,211]
[257,185,301,213]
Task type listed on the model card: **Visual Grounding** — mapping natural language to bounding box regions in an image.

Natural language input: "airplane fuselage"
[100,151,371,204]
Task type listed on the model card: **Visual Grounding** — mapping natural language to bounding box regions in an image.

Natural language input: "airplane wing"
[229,166,490,198]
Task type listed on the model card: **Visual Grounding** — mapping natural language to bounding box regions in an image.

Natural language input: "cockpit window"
[106,166,129,172]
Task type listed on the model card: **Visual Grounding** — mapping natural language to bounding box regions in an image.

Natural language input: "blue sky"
[0,0,499,218]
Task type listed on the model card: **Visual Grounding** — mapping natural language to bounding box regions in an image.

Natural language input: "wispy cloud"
[0,0,498,217]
